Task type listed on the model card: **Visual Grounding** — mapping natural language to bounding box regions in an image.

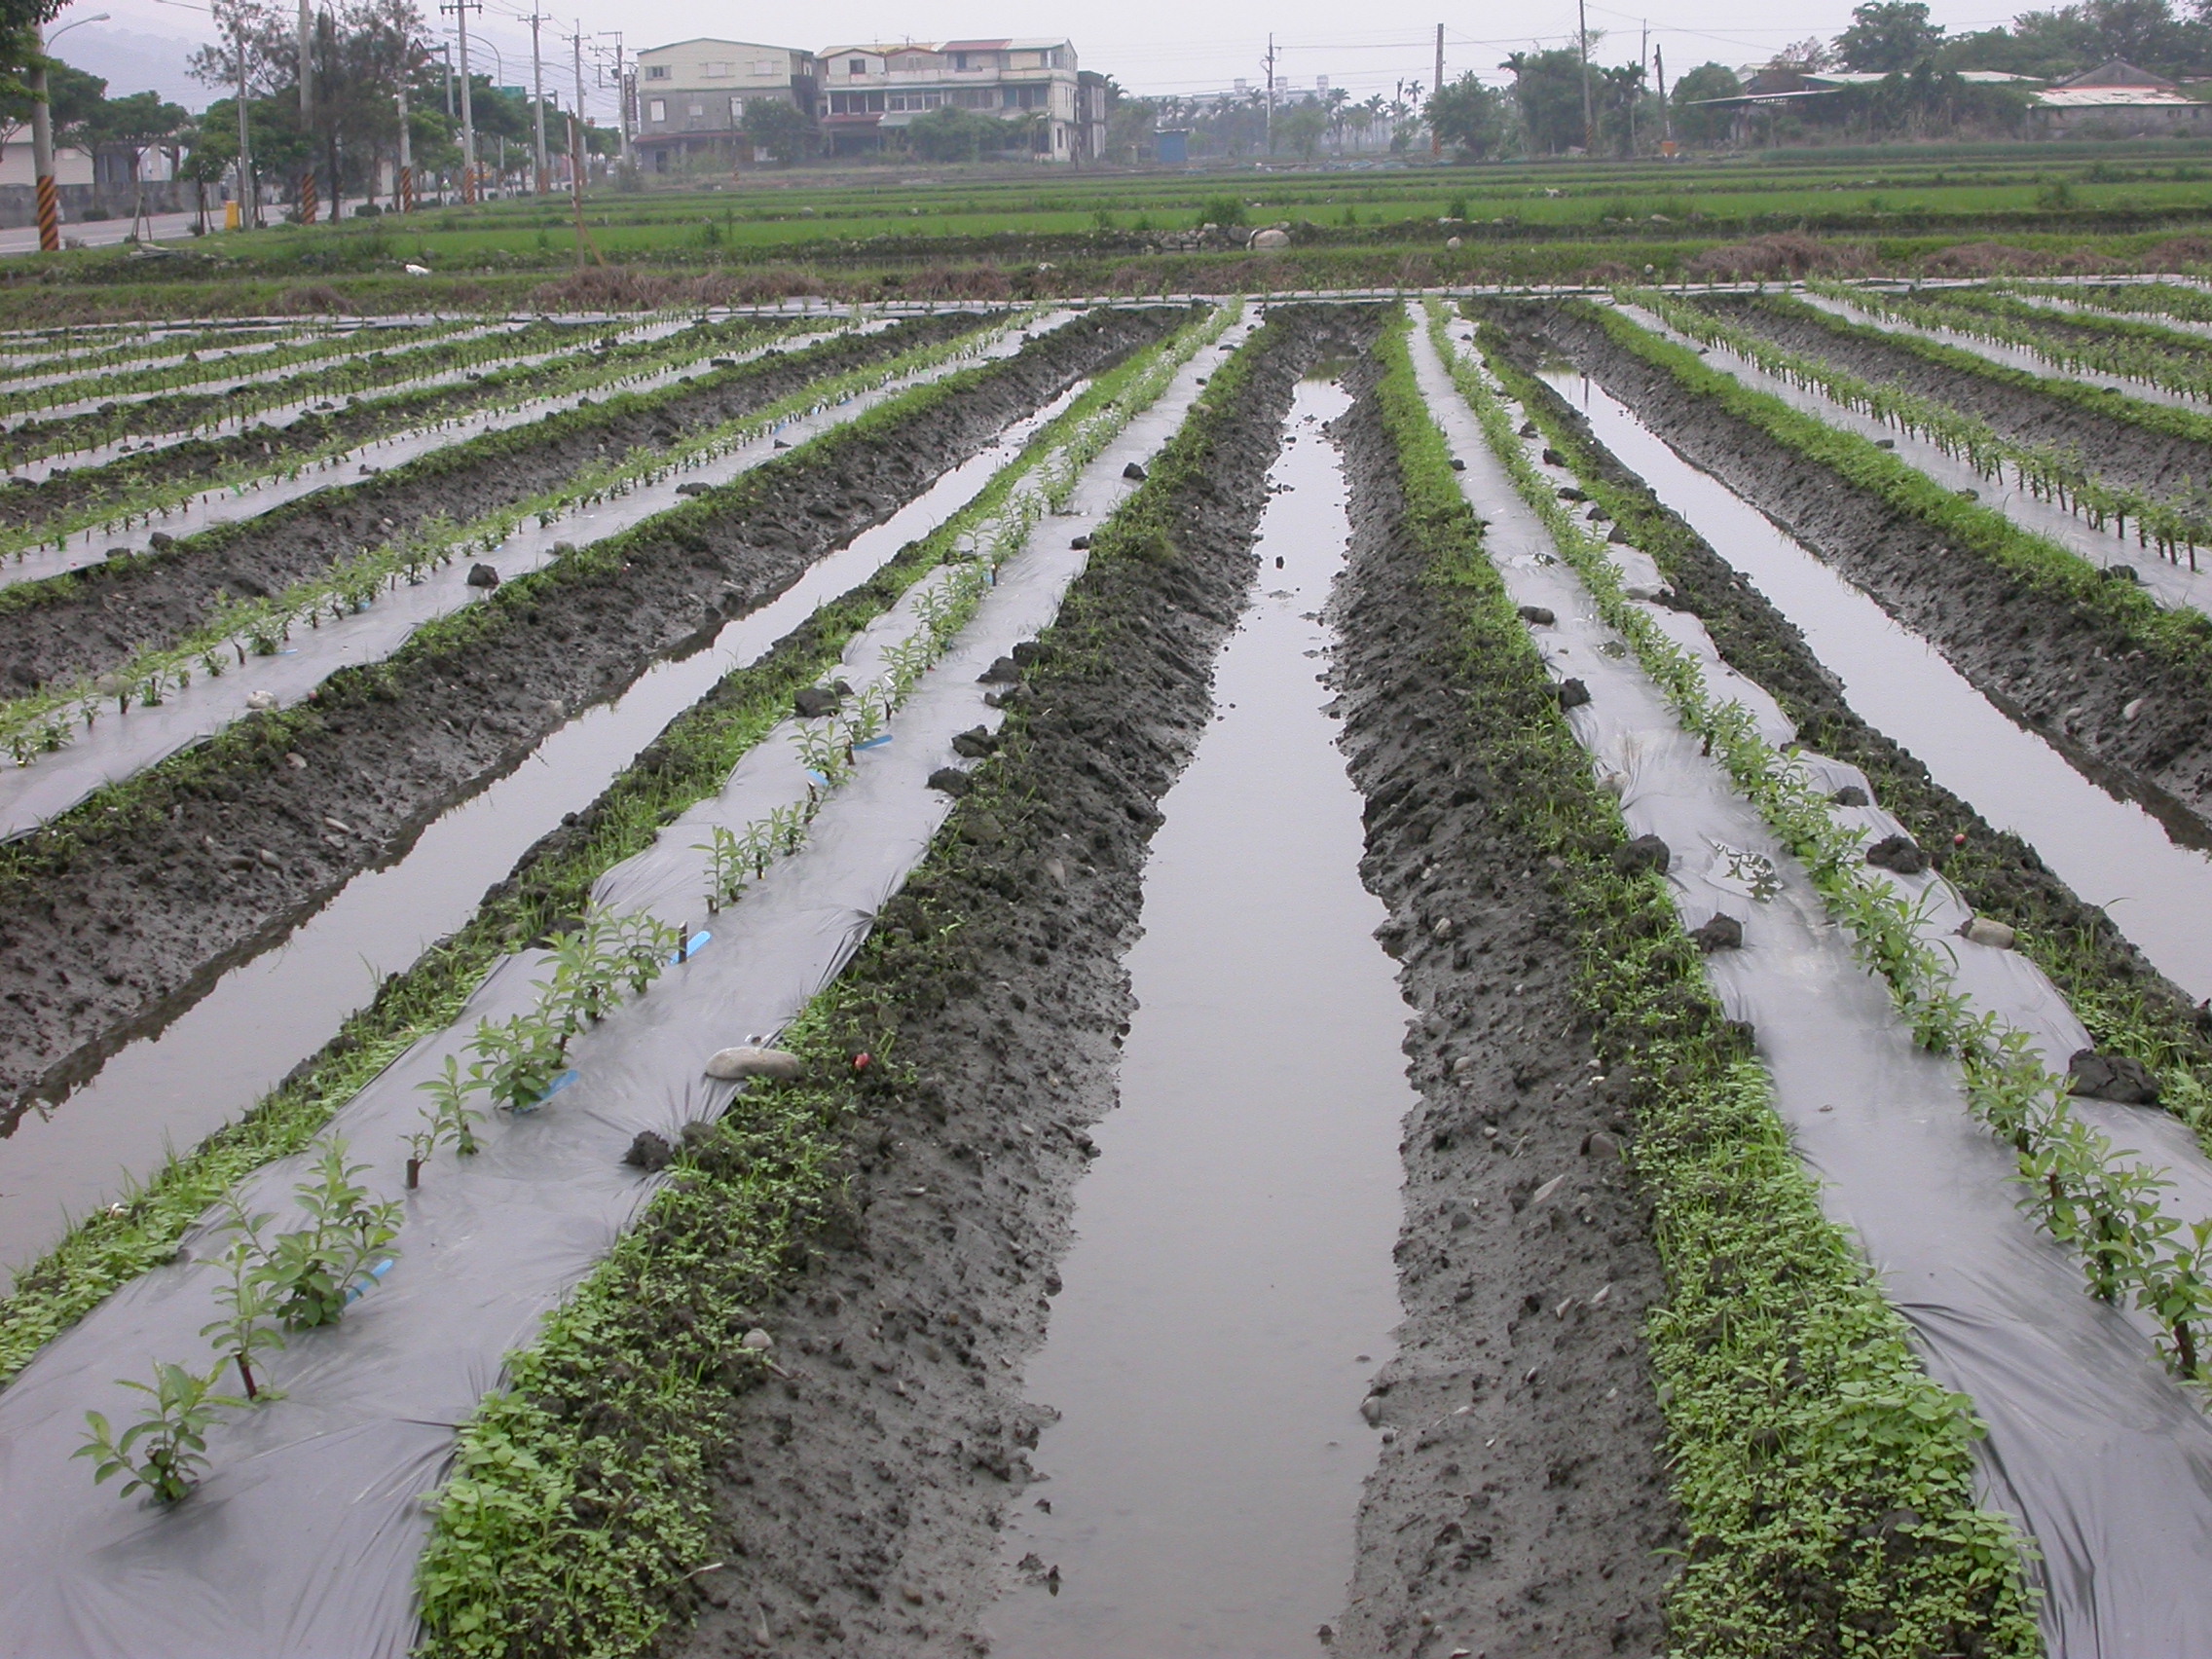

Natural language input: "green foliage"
[254,1140,402,1330]
[1197,195,1246,229]
[198,1202,287,1401]
[76,1360,245,1505]
[1419,302,2041,1652]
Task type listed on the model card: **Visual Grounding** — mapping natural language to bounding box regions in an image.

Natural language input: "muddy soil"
[1702,294,2212,504]
[0,313,987,693]
[0,320,764,533]
[1493,333,2212,1106]
[656,308,1677,1659]
[0,306,1175,1120]
[1322,363,1677,1658]
[1525,300,2212,850]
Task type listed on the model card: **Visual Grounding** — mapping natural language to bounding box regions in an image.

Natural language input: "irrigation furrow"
[0,307,1171,1135]
[0,381,1087,1285]
[0,313,694,481]
[1620,299,2212,611]
[1797,286,2212,415]
[0,313,837,586]
[0,316,1035,834]
[1417,311,2212,1657]
[0,302,1240,1659]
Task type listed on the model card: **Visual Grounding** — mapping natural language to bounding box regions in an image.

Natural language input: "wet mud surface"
[1323,364,1677,1659]
[657,308,1679,1659]
[664,308,1360,1659]
[1702,294,2212,505]
[0,306,1174,1119]
[0,313,985,693]
[1525,300,2212,853]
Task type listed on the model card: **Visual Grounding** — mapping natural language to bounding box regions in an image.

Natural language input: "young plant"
[198,1201,287,1400]
[468,1012,568,1114]
[696,825,746,912]
[253,1139,403,1330]
[415,1053,486,1157]
[77,1360,245,1504]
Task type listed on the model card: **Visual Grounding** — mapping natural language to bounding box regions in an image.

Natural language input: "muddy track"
[658,308,1368,1658]
[0,313,986,693]
[0,306,1176,1121]
[1526,300,2212,848]
[1703,294,2212,501]
[1323,358,1677,1658]
[1492,328,2212,1088]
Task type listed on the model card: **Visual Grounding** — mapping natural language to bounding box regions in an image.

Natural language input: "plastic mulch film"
[0,313,1248,1659]
[1618,301,2212,622]
[1414,316,2212,1659]
[0,312,1062,842]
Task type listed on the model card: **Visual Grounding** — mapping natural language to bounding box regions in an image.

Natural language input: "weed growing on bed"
[1471,305,2212,1393]
[413,298,1253,1659]
[0,303,1220,1391]
[75,1360,244,1505]
[1638,288,2212,567]
[1397,303,2042,1654]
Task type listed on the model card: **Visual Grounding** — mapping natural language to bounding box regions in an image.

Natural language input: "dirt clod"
[2068,1049,2162,1105]
[1865,833,1930,874]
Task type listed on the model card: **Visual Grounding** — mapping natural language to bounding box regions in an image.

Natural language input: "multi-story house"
[816,39,1084,160]
[634,39,820,171]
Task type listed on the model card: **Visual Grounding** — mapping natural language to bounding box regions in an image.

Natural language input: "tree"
[1503,48,1591,154]
[1426,71,1509,159]
[1835,1,1946,70]
[1671,61,1743,143]
[903,105,1003,164]
[1275,99,1327,159]
[1768,36,1836,71]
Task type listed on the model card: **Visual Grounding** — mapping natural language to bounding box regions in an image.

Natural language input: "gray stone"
[245,690,278,711]
[1250,227,1292,249]
[1358,1394,1384,1425]
[2068,1049,2161,1105]
[1518,606,1556,626]
[1957,916,2016,949]
[1611,834,1669,877]
[706,1046,804,1082]
[1123,461,1148,482]
[466,563,500,589]
[742,1327,775,1351]
[1554,677,1591,710]
[793,684,841,718]
[675,481,711,497]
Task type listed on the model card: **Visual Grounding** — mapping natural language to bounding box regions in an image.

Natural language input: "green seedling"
[415,1053,486,1156]
[199,1222,288,1401]
[253,1139,403,1329]
[469,1013,568,1115]
[77,1360,245,1504]
[696,825,746,912]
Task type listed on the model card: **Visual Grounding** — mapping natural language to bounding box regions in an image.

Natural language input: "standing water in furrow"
[989,375,1411,1656]
[1540,367,2212,1004]
[0,393,1076,1284]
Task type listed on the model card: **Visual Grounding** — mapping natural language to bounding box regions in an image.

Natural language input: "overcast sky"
[55,0,2042,113]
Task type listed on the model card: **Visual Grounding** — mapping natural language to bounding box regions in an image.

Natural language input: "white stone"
[705,1046,803,1082]
[1250,227,1292,249]
[1957,916,2017,949]
[742,1328,774,1351]
[245,690,278,711]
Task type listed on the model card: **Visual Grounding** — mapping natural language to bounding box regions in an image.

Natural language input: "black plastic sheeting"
[0,313,1246,1659]
[0,312,1048,841]
[1415,317,2212,1659]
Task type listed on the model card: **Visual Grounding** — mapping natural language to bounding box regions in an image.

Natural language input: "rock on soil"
[2069,1049,2162,1105]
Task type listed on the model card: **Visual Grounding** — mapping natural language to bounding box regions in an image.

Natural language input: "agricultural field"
[7,221,2212,1658]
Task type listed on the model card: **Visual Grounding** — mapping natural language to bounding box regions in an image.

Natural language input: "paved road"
[0,200,381,256]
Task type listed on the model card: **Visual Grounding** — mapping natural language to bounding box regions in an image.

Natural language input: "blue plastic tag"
[513,1069,580,1115]
[671,930,713,965]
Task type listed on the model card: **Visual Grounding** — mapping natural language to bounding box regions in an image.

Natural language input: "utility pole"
[1262,33,1275,155]
[235,10,259,226]
[1577,0,1593,154]
[528,11,549,194]
[395,85,414,209]
[441,0,481,201]
[297,0,314,220]
[1432,23,1443,157]
[28,24,56,251]
[570,22,587,189]
[1633,19,1646,155]
[597,31,630,164]
[1655,42,1672,146]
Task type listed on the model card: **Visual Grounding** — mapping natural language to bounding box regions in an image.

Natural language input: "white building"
[634,39,821,171]
[816,38,1083,161]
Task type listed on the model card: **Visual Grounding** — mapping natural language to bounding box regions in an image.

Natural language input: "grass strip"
[1481,317,2212,1151]
[1457,301,2212,1403]
[0,305,1213,1390]
[1995,278,2212,328]
[1395,304,2042,1655]
[1585,298,2212,681]
[408,302,1250,1659]
[1730,286,2212,455]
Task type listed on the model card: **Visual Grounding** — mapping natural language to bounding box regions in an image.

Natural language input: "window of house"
[647,98,667,122]
[645,63,670,79]
[729,96,744,120]
[847,57,867,75]
[701,60,731,77]
[1051,48,1068,68]
[752,59,776,75]
[866,91,884,111]
[686,100,704,117]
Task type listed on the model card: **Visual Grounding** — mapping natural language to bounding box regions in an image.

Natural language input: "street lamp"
[30,10,111,251]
